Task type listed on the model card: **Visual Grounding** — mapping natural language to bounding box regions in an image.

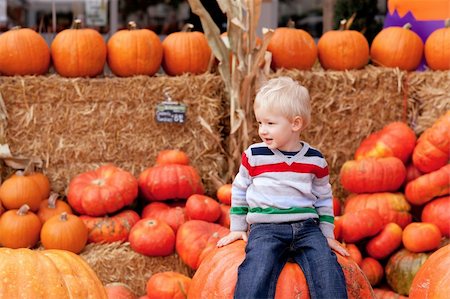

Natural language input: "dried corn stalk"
[187,0,273,183]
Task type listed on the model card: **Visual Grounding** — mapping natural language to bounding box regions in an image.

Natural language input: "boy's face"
[254,107,303,152]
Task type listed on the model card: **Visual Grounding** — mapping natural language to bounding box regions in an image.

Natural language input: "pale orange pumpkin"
[162,24,211,76]
[370,23,424,71]
[0,27,50,75]
[107,21,163,77]
[0,204,42,248]
[51,19,107,77]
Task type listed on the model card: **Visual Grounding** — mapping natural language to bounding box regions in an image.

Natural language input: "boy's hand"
[217,231,248,247]
[327,238,350,257]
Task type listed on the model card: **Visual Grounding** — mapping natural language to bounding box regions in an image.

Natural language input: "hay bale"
[80,242,194,296]
[0,74,227,195]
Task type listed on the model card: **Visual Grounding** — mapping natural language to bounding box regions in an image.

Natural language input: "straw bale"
[80,242,194,296]
[0,74,227,195]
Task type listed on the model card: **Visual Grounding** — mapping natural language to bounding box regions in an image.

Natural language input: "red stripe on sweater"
[249,161,328,178]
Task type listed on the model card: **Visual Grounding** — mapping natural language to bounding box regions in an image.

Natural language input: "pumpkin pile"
[336,110,450,297]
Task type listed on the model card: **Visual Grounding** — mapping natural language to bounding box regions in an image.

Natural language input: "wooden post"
[323,0,336,33]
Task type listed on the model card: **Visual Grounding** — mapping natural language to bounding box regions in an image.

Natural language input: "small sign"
[156,101,187,123]
[85,0,108,27]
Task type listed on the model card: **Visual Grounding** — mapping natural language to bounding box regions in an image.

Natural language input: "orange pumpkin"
[129,219,175,256]
[0,27,50,75]
[51,19,107,77]
[217,204,231,228]
[424,19,450,70]
[366,222,403,260]
[162,24,211,76]
[267,26,317,70]
[360,257,384,286]
[67,164,138,216]
[188,240,374,298]
[107,21,162,77]
[105,282,137,299]
[409,244,450,299]
[216,183,232,205]
[37,193,73,223]
[0,204,42,248]
[340,208,384,243]
[373,288,408,299]
[354,122,416,163]
[185,194,221,222]
[155,149,190,166]
[141,202,185,233]
[421,196,450,237]
[146,271,191,299]
[370,23,424,71]
[402,222,441,253]
[405,164,450,205]
[318,19,369,70]
[0,247,108,298]
[40,212,88,254]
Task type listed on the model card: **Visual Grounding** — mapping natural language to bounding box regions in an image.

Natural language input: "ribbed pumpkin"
[370,23,424,71]
[187,240,374,299]
[318,19,369,70]
[146,271,191,299]
[344,192,412,228]
[138,164,204,201]
[385,248,430,296]
[409,244,450,299]
[40,212,88,254]
[162,24,211,76]
[354,122,416,163]
[0,247,107,298]
[107,21,162,77]
[37,193,73,223]
[67,164,138,216]
[424,19,450,70]
[0,204,42,248]
[405,164,450,206]
[412,110,450,173]
[267,21,317,70]
[421,196,450,237]
[51,19,107,77]
[0,27,50,75]
[339,157,406,194]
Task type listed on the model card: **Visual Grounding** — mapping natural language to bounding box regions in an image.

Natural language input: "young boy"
[217,76,350,299]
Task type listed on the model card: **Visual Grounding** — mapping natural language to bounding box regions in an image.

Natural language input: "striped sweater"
[230,142,335,239]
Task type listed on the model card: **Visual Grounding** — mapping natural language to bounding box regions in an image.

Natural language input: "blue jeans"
[234,218,348,299]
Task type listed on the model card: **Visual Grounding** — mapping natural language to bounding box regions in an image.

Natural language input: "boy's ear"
[292,116,304,131]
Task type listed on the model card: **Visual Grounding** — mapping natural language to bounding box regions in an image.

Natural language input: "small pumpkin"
[370,23,424,71]
[107,21,163,77]
[373,288,408,299]
[40,212,88,254]
[217,204,230,228]
[340,208,384,243]
[216,183,232,205]
[146,271,191,299]
[421,196,450,237]
[141,202,185,233]
[155,149,190,166]
[366,222,403,260]
[185,194,221,222]
[0,27,50,75]
[360,257,384,287]
[402,222,441,253]
[424,19,450,70]
[318,19,369,70]
[37,193,73,223]
[129,219,175,256]
[51,19,107,77]
[162,24,211,76]
[105,282,137,299]
[0,204,42,248]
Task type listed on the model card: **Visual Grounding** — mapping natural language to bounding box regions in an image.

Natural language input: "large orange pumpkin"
[424,19,450,70]
[67,164,138,216]
[267,24,317,70]
[162,24,211,76]
[51,19,107,77]
[0,27,50,75]
[317,19,369,70]
[370,23,424,71]
[187,240,374,299]
[354,122,416,163]
[409,244,450,299]
[0,247,107,298]
[107,21,163,77]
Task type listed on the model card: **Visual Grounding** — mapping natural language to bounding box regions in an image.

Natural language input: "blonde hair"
[254,76,311,127]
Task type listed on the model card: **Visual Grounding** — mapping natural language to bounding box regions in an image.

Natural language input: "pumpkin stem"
[59,212,68,222]
[47,192,59,209]
[403,23,412,30]
[445,19,450,27]
[286,19,295,28]
[181,23,194,32]
[11,26,22,30]
[17,204,30,216]
[339,19,347,31]
[128,21,137,30]
[71,19,83,29]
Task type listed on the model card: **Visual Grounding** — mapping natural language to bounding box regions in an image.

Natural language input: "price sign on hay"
[155,99,187,124]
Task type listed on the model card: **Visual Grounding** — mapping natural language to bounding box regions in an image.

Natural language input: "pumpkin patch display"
[128,218,175,256]
[370,23,424,71]
[0,27,50,76]
[107,21,163,77]
[0,204,42,248]
[188,240,374,299]
[317,19,369,70]
[37,193,73,223]
[67,164,138,216]
[409,244,450,299]
[80,209,140,243]
[138,164,204,202]
[146,271,191,299]
[51,19,107,77]
[0,247,108,298]
[354,122,416,163]
[162,24,211,76]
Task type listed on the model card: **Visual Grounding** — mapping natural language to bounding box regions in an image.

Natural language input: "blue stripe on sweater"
[305,148,323,158]
[251,147,274,156]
